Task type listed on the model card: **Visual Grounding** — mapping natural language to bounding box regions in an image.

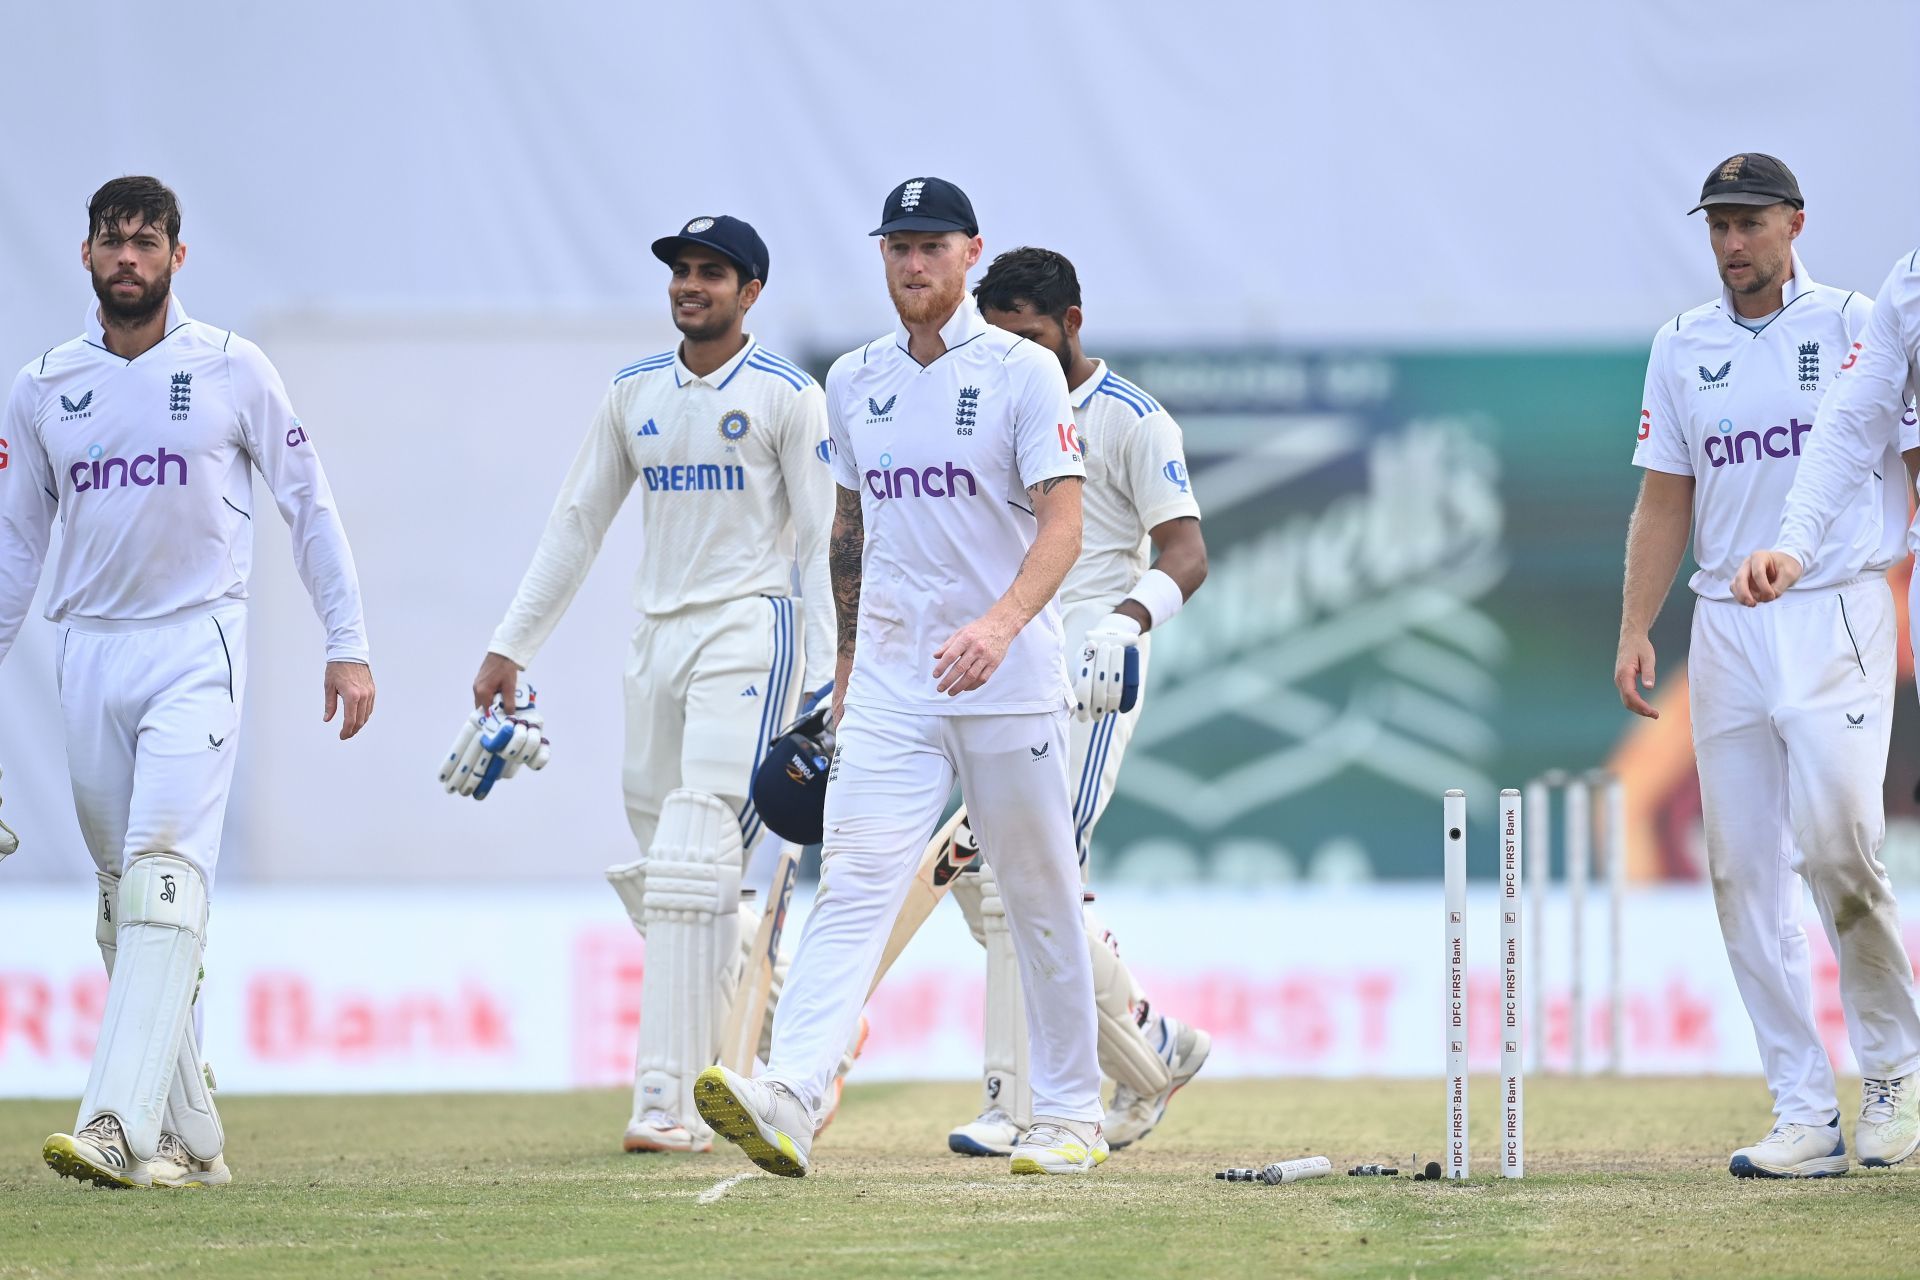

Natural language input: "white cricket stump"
[1499,788,1524,1178]
[1604,771,1627,1075]
[1523,774,1553,1074]
[1564,774,1591,1076]
[1444,790,1468,1180]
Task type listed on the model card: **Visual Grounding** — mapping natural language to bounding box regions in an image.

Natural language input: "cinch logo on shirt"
[864,453,979,500]
[642,463,747,492]
[1703,417,1811,468]
[70,445,189,492]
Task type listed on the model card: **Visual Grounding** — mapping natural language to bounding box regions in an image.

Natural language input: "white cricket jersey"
[1631,253,1908,600]
[1061,359,1202,608]
[826,302,1085,715]
[489,335,835,683]
[0,296,368,665]
[1777,249,1920,570]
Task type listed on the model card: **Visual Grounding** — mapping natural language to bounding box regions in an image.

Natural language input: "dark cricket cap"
[870,176,978,237]
[651,214,770,284]
[1690,153,1804,215]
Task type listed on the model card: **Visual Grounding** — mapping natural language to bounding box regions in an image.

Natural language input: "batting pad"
[635,790,743,1130]
[78,854,208,1162]
[92,869,224,1159]
[1086,905,1172,1097]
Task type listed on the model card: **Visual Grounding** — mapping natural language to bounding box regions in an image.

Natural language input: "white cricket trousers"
[764,702,1103,1123]
[1690,576,1920,1123]
[1062,598,1149,871]
[58,600,247,885]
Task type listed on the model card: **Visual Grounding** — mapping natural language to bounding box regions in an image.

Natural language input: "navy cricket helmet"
[751,701,834,845]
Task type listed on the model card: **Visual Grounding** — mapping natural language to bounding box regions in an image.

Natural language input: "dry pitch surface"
[2,1078,1918,1278]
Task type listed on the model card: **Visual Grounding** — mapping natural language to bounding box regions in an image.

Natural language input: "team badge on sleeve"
[1164,460,1190,492]
[719,410,751,441]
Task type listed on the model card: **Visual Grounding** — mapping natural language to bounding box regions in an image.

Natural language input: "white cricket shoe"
[623,1109,712,1154]
[43,1114,151,1189]
[1009,1117,1108,1175]
[150,1132,231,1188]
[1857,1076,1920,1168]
[694,1064,812,1178]
[1105,1015,1212,1149]
[948,1107,1024,1157]
[1729,1118,1849,1178]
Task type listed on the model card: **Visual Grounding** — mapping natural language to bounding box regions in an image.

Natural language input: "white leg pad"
[634,790,742,1132]
[94,871,223,1159]
[977,860,1032,1127]
[949,820,989,948]
[79,854,208,1162]
[1086,906,1172,1097]
[605,858,648,936]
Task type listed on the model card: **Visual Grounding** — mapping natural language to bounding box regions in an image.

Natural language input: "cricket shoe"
[948,1107,1024,1157]
[694,1065,812,1178]
[1009,1117,1107,1175]
[150,1132,231,1188]
[1105,1015,1212,1149]
[43,1114,151,1189]
[623,1109,712,1154]
[1729,1117,1849,1178]
[1857,1076,1920,1167]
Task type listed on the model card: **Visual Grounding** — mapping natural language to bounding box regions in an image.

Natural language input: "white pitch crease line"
[696,1171,763,1204]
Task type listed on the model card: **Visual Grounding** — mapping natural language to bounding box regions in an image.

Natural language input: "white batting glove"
[1073,614,1142,721]
[0,765,17,860]
[438,688,551,800]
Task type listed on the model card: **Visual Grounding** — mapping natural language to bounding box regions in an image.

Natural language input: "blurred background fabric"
[5,0,1920,891]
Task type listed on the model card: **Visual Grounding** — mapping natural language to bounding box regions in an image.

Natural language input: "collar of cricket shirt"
[1719,249,1816,320]
[1069,358,1109,411]
[673,333,759,389]
[893,299,989,364]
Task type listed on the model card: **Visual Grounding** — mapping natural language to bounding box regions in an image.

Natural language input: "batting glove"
[439,687,552,800]
[1073,614,1143,721]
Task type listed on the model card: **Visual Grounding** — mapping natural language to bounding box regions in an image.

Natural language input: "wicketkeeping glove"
[1073,614,1143,721]
[439,687,552,800]
[0,765,17,860]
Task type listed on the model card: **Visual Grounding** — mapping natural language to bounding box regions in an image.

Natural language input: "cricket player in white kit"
[695,177,1107,1177]
[1616,155,1920,1177]
[0,178,375,1188]
[1732,243,1920,1169]
[941,247,1212,1157]
[464,215,839,1153]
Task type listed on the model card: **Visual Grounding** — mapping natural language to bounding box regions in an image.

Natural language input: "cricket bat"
[867,806,977,998]
[719,846,800,1074]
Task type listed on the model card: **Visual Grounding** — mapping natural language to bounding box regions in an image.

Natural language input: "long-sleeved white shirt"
[489,336,834,684]
[0,296,369,664]
[1777,250,1920,571]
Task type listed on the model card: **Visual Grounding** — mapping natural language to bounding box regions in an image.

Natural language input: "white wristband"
[1122,567,1185,631]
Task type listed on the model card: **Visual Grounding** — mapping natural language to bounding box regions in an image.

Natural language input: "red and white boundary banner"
[0,885,1896,1096]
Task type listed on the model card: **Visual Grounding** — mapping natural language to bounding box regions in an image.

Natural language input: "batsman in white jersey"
[0,178,374,1188]
[936,247,1211,1157]
[1616,154,1920,1178]
[463,215,841,1154]
[695,177,1107,1178]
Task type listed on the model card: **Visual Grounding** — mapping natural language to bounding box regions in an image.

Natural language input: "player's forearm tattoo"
[830,488,865,660]
[1036,475,1082,496]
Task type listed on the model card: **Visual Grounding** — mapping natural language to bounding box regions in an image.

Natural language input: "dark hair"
[87,176,182,245]
[973,246,1081,318]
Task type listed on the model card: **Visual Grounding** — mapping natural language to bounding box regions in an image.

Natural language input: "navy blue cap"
[750,705,833,845]
[870,176,978,237]
[652,214,770,284]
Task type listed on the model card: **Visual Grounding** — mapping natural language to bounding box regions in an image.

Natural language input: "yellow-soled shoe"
[44,1115,151,1189]
[1009,1118,1106,1175]
[694,1065,812,1178]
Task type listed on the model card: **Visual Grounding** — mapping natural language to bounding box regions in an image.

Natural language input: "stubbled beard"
[673,301,738,343]
[889,272,967,327]
[92,266,171,326]
[1722,257,1782,297]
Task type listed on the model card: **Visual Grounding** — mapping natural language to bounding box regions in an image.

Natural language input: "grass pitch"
[2,1077,1917,1278]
